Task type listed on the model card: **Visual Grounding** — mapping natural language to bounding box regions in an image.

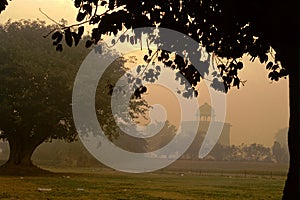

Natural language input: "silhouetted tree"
[0,20,90,172]
[0,20,150,172]
[272,141,289,164]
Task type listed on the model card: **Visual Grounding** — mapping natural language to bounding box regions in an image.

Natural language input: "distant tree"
[241,143,272,162]
[207,143,272,162]
[274,128,289,151]
[226,145,243,161]
[272,141,289,164]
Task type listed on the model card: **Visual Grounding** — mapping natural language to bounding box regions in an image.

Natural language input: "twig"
[66,19,92,29]
[138,49,159,77]
[93,4,98,18]
[39,8,62,27]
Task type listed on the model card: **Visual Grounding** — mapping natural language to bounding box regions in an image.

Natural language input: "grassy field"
[0,162,287,200]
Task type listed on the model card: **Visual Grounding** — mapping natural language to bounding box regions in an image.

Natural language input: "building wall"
[181,120,231,160]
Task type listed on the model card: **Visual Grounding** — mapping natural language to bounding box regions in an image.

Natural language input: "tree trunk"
[0,136,49,175]
[282,45,300,199]
[5,137,36,167]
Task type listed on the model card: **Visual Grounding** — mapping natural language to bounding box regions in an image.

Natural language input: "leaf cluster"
[0,0,9,14]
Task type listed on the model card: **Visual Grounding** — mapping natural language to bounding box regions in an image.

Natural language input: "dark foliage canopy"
[41,0,299,95]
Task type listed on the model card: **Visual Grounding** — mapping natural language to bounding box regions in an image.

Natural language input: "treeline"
[200,142,289,163]
[0,140,289,167]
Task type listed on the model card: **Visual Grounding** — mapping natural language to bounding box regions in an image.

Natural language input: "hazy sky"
[0,0,289,147]
[0,0,77,24]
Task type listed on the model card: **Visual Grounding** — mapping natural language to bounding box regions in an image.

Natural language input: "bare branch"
[39,8,62,27]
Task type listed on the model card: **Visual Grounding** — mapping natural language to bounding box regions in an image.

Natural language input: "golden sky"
[0,0,78,24]
[0,0,289,147]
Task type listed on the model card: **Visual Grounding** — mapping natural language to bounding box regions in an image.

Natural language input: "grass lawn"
[0,167,286,200]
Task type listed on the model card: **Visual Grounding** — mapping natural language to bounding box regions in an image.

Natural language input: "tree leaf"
[56,44,63,52]
[64,28,73,47]
[271,64,279,71]
[85,40,94,48]
[143,55,148,62]
[72,32,80,46]
[109,0,115,10]
[101,1,107,6]
[76,12,87,22]
[236,62,243,70]
[74,0,81,8]
[78,26,84,37]
[233,77,240,88]
[120,34,126,42]
[156,65,161,71]
[129,36,135,45]
[83,4,92,15]
[52,31,61,40]
[266,62,273,70]
[136,65,141,74]
[51,31,63,46]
